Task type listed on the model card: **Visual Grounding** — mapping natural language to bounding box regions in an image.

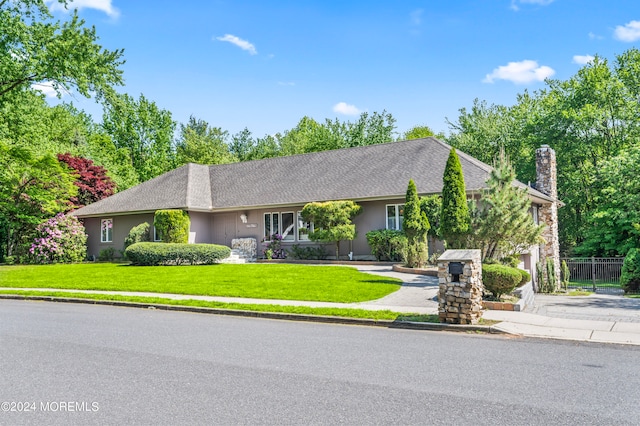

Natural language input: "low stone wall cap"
[438,249,481,261]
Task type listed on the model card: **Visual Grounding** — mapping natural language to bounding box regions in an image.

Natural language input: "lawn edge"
[0,294,505,334]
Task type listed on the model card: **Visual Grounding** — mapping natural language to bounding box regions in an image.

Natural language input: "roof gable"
[73,163,210,216]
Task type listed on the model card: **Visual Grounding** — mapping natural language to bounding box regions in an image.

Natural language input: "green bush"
[154,210,190,244]
[288,244,329,260]
[124,222,151,249]
[500,255,520,268]
[98,247,116,261]
[125,242,231,266]
[482,264,522,300]
[365,229,407,262]
[29,213,87,264]
[621,248,640,293]
[518,269,531,287]
[561,260,570,289]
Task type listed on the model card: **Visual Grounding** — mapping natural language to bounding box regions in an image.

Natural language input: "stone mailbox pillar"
[438,249,484,324]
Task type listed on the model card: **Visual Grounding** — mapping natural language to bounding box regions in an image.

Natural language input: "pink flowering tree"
[29,213,87,263]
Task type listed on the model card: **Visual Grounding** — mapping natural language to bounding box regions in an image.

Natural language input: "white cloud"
[31,81,61,98]
[589,32,604,40]
[573,55,594,65]
[614,20,640,42]
[277,81,295,86]
[46,0,120,18]
[333,102,361,116]
[510,0,554,11]
[483,60,555,84]
[215,34,257,55]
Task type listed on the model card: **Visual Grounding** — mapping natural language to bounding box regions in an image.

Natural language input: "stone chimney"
[535,145,561,290]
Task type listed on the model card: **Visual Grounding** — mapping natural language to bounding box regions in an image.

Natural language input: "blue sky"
[41,0,640,138]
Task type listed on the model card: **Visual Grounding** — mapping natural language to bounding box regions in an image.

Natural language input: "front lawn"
[0,263,401,303]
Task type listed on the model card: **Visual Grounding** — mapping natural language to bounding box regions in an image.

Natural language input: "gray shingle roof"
[74,137,553,217]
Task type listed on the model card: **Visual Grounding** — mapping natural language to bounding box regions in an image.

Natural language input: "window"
[153,225,162,242]
[264,213,280,240]
[386,204,404,231]
[265,211,314,242]
[281,212,295,241]
[101,218,113,243]
[297,211,313,241]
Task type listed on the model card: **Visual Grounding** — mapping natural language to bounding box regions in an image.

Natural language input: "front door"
[212,214,236,247]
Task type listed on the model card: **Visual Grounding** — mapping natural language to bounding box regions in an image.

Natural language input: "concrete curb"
[0,294,505,334]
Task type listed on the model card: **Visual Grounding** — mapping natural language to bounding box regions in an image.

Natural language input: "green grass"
[567,280,622,288]
[567,290,594,296]
[0,290,431,322]
[0,263,401,303]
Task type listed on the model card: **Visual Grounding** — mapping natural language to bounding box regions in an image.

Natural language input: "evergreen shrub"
[288,244,329,260]
[621,248,640,293]
[482,264,522,300]
[518,270,531,287]
[154,210,190,244]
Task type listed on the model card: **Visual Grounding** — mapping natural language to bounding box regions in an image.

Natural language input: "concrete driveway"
[527,294,640,323]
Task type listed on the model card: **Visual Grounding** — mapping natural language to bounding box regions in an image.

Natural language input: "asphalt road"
[1,300,639,425]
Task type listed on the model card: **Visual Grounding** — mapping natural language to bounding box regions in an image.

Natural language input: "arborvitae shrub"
[154,210,190,244]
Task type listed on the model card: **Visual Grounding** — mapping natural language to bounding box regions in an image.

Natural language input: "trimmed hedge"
[125,242,231,266]
[482,264,522,300]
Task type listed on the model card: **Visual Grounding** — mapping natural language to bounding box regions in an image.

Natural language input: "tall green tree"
[249,135,280,160]
[446,48,640,255]
[175,116,235,166]
[446,98,535,180]
[576,144,640,256]
[279,116,342,155]
[402,179,429,267]
[229,127,254,162]
[469,150,543,260]
[342,110,397,147]
[301,200,362,259]
[440,148,470,249]
[0,141,77,258]
[85,132,139,190]
[402,125,446,141]
[102,93,176,182]
[0,0,124,99]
